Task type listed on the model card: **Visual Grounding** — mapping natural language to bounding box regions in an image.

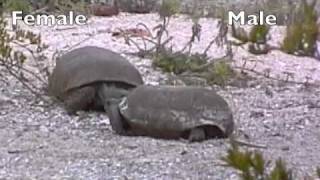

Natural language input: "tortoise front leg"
[105,103,127,135]
[98,84,128,135]
[64,86,95,115]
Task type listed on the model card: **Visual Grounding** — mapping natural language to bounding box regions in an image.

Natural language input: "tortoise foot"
[65,108,78,116]
[188,128,206,142]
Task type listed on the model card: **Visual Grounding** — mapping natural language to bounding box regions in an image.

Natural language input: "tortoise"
[108,85,234,142]
[48,46,144,114]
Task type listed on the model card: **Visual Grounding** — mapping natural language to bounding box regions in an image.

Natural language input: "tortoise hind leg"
[64,86,96,115]
[188,127,206,142]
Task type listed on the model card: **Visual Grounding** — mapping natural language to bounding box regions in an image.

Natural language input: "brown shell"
[48,46,143,99]
[119,85,234,137]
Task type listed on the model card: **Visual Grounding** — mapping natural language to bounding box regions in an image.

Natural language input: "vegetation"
[150,0,238,86]
[60,0,89,15]
[153,52,206,74]
[3,0,31,13]
[258,0,292,25]
[1,0,90,16]
[2,0,317,96]
[153,50,236,86]
[120,0,158,14]
[0,14,49,101]
[124,0,237,86]
[223,144,320,180]
[159,0,180,18]
[231,22,270,55]
[223,144,293,180]
[229,0,319,58]
[206,61,235,86]
[248,24,269,45]
[281,0,318,57]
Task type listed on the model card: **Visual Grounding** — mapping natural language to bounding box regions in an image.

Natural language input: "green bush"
[281,0,318,57]
[0,15,49,99]
[207,61,235,86]
[4,0,31,13]
[249,24,269,44]
[223,144,320,180]
[153,51,235,86]
[231,23,270,55]
[222,144,294,180]
[232,23,269,45]
[159,0,180,18]
[153,52,206,74]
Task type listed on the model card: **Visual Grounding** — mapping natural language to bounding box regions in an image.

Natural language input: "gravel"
[1,13,320,179]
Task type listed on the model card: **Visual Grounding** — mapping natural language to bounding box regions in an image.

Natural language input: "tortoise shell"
[48,46,143,100]
[119,85,234,139]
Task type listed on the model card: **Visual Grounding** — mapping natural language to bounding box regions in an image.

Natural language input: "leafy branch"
[0,15,50,103]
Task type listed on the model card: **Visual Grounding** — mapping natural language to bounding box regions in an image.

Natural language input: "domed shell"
[119,85,234,137]
[48,46,143,99]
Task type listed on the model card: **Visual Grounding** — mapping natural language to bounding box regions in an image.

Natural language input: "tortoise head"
[98,83,129,135]
[98,83,129,110]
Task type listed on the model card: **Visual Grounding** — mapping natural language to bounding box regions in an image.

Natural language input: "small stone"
[180,150,188,155]
[249,111,264,118]
[281,146,290,151]
[265,86,273,97]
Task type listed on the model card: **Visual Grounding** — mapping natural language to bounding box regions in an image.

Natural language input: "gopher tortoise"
[108,85,234,142]
[48,46,143,114]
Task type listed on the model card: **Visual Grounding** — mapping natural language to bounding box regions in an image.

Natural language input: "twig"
[65,35,95,52]
[8,145,45,154]
[0,71,10,86]
[1,59,46,84]
[55,27,77,31]
[137,22,155,39]
[4,65,48,103]
[230,137,268,149]
[203,38,216,56]
[9,42,48,84]
[233,65,320,87]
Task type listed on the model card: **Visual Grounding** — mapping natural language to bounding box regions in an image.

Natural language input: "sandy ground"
[0,13,320,179]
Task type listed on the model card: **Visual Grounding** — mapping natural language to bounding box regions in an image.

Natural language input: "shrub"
[281,0,318,57]
[120,0,237,87]
[248,24,269,44]
[3,0,31,13]
[207,61,235,86]
[153,50,235,86]
[0,14,49,101]
[153,51,206,74]
[222,144,294,180]
[231,22,270,55]
[159,0,180,18]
